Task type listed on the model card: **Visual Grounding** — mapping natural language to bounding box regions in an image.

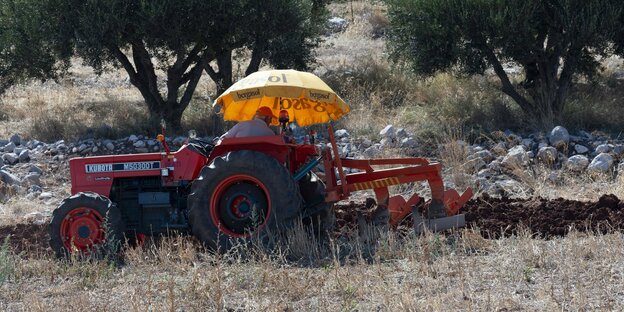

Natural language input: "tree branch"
[483,47,534,113]
[245,40,265,76]
[179,63,204,113]
[201,56,220,82]
[110,46,138,86]
[132,42,162,100]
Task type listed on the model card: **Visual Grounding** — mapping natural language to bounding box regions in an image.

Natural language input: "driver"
[221,106,276,139]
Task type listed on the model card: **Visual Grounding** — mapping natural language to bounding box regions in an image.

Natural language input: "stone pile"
[2,124,624,203]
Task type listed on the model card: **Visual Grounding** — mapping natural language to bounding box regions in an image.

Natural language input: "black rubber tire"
[49,192,124,258]
[188,150,303,251]
[299,172,336,238]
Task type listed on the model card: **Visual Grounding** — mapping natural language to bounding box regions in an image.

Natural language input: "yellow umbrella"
[213,69,350,126]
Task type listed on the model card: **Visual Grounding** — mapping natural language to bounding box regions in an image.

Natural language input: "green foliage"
[8,0,327,132]
[387,0,624,128]
[0,0,69,93]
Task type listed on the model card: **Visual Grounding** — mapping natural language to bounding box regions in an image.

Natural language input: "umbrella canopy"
[213,69,350,126]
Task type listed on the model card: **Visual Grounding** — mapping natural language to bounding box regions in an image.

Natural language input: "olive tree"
[387,0,623,128]
[38,0,326,131]
[0,0,70,94]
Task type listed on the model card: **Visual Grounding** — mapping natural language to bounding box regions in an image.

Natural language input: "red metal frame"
[322,126,472,226]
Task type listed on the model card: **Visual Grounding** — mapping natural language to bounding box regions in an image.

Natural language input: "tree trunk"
[110,43,205,134]
[204,50,234,97]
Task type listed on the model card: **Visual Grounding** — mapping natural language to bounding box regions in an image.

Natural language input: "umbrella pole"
[327,123,348,197]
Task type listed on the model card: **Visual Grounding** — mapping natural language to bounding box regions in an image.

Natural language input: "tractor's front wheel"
[188,150,303,251]
[49,192,123,258]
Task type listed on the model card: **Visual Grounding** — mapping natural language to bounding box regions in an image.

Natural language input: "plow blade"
[413,209,466,234]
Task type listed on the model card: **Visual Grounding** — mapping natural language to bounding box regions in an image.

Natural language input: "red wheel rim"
[60,207,105,253]
[210,174,271,238]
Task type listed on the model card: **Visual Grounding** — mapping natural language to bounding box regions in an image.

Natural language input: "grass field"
[2,227,624,311]
[2,1,624,311]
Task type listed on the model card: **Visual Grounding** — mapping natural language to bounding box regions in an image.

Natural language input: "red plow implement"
[322,127,473,233]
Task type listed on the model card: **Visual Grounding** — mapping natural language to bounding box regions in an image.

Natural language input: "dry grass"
[1,227,624,311]
[2,1,624,310]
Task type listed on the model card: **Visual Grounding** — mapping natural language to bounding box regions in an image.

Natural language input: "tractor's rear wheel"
[188,150,303,251]
[299,172,335,239]
[49,192,123,258]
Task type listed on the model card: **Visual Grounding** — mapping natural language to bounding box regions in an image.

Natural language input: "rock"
[106,142,115,151]
[147,140,157,147]
[135,147,149,153]
[574,144,589,154]
[566,155,589,171]
[379,125,395,139]
[380,137,397,148]
[492,142,507,155]
[327,17,348,33]
[133,140,146,148]
[24,173,41,186]
[501,145,529,169]
[579,130,594,140]
[2,153,19,165]
[0,139,7,146]
[547,171,559,183]
[0,170,21,185]
[400,137,417,148]
[361,138,372,148]
[521,138,534,149]
[23,212,46,225]
[488,159,502,172]
[334,129,349,139]
[128,135,139,142]
[38,192,53,200]
[29,165,42,174]
[465,155,486,172]
[28,185,42,194]
[527,151,535,158]
[10,134,21,145]
[92,146,98,153]
[13,147,24,155]
[595,144,612,154]
[549,126,570,149]
[78,143,88,152]
[396,128,408,140]
[363,145,381,158]
[536,146,557,165]
[18,150,30,162]
[3,142,15,153]
[474,150,494,162]
[588,153,614,173]
[477,168,496,179]
[613,145,624,157]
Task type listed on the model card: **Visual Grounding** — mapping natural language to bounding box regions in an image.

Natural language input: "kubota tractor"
[49,125,472,257]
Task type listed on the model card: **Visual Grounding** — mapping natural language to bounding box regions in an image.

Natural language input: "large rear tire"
[49,192,124,258]
[299,172,336,238]
[188,150,303,251]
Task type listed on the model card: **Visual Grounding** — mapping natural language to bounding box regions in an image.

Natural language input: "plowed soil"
[3,194,624,257]
[462,193,624,238]
[335,193,624,238]
[0,223,49,256]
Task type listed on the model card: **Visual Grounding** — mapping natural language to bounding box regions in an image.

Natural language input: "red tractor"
[49,126,472,257]
[49,69,472,257]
